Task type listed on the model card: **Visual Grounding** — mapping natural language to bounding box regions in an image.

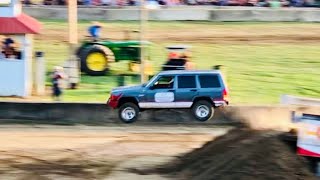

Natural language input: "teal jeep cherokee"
[107,70,229,123]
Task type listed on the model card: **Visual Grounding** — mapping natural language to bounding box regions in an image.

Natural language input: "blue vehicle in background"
[107,70,229,123]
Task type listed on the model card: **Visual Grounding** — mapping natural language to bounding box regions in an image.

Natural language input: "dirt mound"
[138,129,316,180]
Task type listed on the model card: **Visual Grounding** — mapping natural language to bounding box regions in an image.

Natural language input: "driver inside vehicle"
[152,76,174,89]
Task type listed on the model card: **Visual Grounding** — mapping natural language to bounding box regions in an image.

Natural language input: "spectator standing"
[303,0,316,6]
[246,0,259,6]
[23,0,33,5]
[83,0,92,5]
[280,0,290,6]
[158,0,168,5]
[267,0,281,7]
[128,0,137,5]
[56,0,66,5]
[290,0,303,6]
[43,0,52,5]
[92,0,101,5]
[51,66,64,101]
[101,0,112,5]
[166,0,181,6]
[216,0,229,6]
[117,0,127,6]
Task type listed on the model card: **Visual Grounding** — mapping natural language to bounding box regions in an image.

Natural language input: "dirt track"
[0,125,317,179]
[0,125,230,180]
[39,31,320,44]
[38,24,320,44]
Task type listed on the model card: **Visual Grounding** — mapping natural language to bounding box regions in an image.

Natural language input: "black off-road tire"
[79,46,109,76]
[192,100,214,122]
[118,102,139,123]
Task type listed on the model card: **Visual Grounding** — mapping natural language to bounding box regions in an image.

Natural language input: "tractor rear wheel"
[79,46,110,76]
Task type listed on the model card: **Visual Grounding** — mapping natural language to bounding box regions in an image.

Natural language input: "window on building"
[0,36,22,60]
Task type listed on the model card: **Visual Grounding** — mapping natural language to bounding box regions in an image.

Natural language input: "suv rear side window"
[199,75,221,88]
[178,76,196,88]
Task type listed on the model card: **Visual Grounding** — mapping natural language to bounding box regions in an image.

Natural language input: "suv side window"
[152,76,174,89]
[199,75,221,88]
[178,76,196,89]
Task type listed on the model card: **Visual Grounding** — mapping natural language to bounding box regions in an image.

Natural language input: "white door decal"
[155,92,174,102]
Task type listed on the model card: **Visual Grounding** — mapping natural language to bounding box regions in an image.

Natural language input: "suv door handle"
[190,89,197,92]
[168,90,175,92]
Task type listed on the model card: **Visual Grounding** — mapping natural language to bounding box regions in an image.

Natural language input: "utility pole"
[140,0,148,83]
[66,0,79,89]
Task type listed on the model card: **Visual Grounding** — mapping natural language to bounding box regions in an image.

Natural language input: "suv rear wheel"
[118,102,139,123]
[192,100,214,122]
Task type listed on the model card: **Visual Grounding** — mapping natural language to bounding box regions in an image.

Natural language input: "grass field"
[29,20,320,104]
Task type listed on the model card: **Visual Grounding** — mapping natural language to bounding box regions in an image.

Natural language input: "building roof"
[0,13,41,34]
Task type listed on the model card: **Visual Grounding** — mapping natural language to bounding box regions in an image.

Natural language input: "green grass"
[32,20,320,104]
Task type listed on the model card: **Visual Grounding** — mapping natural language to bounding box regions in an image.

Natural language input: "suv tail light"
[223,89,228,100]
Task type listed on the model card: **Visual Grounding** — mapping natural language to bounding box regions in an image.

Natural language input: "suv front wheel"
[118,102,139,123]
[192,100,214,122]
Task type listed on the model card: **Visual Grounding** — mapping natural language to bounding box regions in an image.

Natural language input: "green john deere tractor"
[76,34,151,76]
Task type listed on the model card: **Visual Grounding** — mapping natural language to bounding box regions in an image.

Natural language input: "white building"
[0,0,41,97]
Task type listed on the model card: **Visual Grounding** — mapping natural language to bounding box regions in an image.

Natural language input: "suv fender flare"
[118,96,140,109]
[192,96,215,107]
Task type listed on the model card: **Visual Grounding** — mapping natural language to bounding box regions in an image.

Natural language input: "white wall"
[0,35,32,97]
[0,60,26,96]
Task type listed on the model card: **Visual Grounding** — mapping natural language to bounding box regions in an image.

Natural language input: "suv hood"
[112,85,144,93]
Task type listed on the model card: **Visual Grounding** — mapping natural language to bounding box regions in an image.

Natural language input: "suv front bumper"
[107,99,118,109]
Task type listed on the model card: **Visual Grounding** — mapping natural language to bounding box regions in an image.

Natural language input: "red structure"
[0,13,40,34]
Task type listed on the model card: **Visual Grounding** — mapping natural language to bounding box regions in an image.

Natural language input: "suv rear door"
[174,75,198,108]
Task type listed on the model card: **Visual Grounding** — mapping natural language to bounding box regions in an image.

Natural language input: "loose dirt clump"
[137,129,316,180]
